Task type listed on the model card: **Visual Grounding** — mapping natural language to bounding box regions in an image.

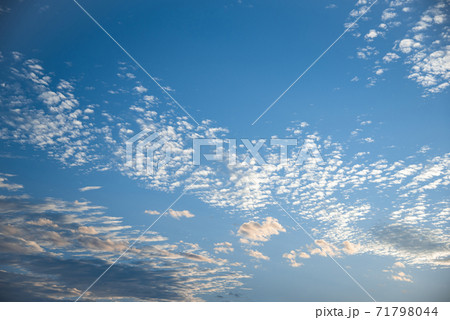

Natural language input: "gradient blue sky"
[0,0,449,301]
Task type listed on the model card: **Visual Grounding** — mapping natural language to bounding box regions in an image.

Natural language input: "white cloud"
[413,3,447,32]
[393,261,405,268]
[143,95,157,103]
[214,242,234,254]
[309,239,341,257]
[134,85,147,93]
[145,210,160,215]
[383,52,400,63]
[284,240,360,268]
[375,68,385,75]
[78,226,98,234]
[347,1,448,94]
[365,29,380,41]
[407,48,450,94]
[418,145,430,154]
[300,121,309,128]
[12,51,23,61]
[392,272,413,283]
[247,249,269,260]
[282,250,303,267]
[79,186,102,192]
[145,209,195,219]
[0,176,23,191]
[237,217,286,243]
[0,178,248,301]
[168,209,195,219]
[39,91,61,106]
[398,39,421,54]
[342,241,361,255]
[382,8,397,21]
[282,249,311,267]
[2,51,450,275]
[27,218,58,228]
[356,46,378,59]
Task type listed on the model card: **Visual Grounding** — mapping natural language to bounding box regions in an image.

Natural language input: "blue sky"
[0,0,449,301]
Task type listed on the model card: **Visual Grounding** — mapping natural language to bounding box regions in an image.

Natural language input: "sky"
[0,0,449,302]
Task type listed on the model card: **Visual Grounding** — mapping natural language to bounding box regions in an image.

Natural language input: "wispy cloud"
[246,249,270,261]
[79,186,102,192]
[0,176,248,301]
[145,209,195,219]
[0,176,23,191]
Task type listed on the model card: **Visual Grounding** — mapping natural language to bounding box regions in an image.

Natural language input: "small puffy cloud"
[237,217,286,243]
[351,76,359,82]
[342,241,361,255]
[282,250,303,267]
[363,137,374,143]
[365,29,379,41]
[375,68,385,75]
[145,210,160,215]
[300,121,309,128]
[356,46,378,60]
[398,39,421,54]
[145,209,194,219]
[433,14,445,24]
[143,95,157,103]
[79,186,102,192]
[418,145,430,154]
[134,85,148,93]
[39,91,61,106]
[168,209,194,219]
[299,252,310,259]
[309,239,340,257]
[247,249,269,261]
[12,51,23,61]
[413,3,447,32]
[382,8,397,21]
[286,240,359,266]
[282,250,310,267]
[407,48,450,94]
[393,261,405,268]
[392,272,413,283]
[383,52,400,63]
[214,242,234,254]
